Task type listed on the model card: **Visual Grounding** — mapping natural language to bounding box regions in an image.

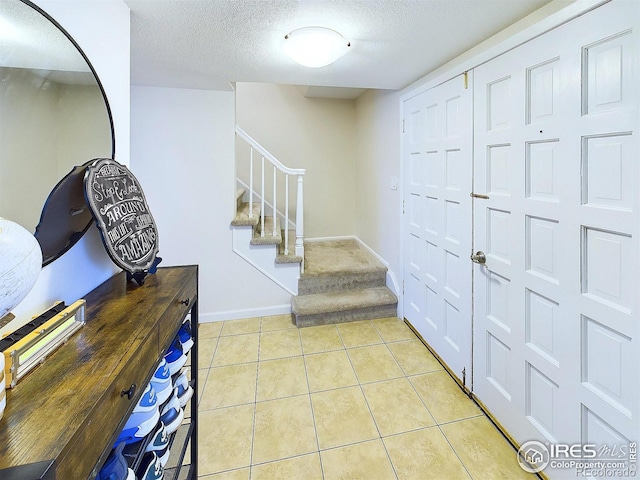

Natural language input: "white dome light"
[283,27,350,68]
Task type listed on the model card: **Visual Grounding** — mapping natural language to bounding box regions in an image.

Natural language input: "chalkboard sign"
[84,158,159,282]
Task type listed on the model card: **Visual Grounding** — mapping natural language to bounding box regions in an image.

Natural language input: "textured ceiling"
[126,0,560,93]
[0,0,89,71]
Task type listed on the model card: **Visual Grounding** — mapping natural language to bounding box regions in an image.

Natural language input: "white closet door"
[472,1,639,476]
[403,74,473,383]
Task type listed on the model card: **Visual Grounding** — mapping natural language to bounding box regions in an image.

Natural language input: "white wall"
[130,86,292,322]
[354,89,403,296]
[236,83,357,238]
[3,0,130,335]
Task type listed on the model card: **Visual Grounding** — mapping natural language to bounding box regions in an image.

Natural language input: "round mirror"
[0,0,114,266]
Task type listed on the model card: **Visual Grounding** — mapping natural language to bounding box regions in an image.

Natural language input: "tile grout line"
[399,346,478,479]
[204,317,506,479]
[400,349,476,478]
[247,452,320,471]
[372,319,474,480]
[196,325,223,410]
[210,326,261,369]
[337,320,399,479]
[249,320,320,476]
[437,422,475,479]
[247,317,266,479]
[373,323,417,480]
[329,323,372,476]
[299,325,326,480]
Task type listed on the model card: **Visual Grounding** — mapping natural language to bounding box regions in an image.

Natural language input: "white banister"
[236,126,305,176]
[284,174,289,255]
[272,165,277,236]
[249,147,254,218]
[235,125,305,265]
[295,175,304,268]
[260,156,265,237]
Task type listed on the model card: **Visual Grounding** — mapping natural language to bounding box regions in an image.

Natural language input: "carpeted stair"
[292,239,398,327]
[232,188,303,265]
[232,189,397,327]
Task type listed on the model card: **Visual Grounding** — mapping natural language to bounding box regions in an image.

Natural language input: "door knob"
[470,251,486,265]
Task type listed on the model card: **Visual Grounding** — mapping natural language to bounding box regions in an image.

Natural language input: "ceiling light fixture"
[283,26,351,68]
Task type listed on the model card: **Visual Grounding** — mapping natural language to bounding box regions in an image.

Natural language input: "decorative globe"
[0,218,42,320]
[0,354,4,421]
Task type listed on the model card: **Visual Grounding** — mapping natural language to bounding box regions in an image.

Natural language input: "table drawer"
[158,280,196,354]
[56,327,160,480]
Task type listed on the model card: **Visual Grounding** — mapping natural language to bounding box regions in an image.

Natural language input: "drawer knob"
[121,383,137,400]
[180,298,190,307]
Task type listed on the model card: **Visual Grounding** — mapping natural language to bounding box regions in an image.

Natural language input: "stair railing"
[235,125,306,262]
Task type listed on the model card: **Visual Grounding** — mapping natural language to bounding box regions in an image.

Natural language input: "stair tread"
[231,202,260,226]
[251,216,282,245]
[303,239,387,277]
[301,265,387,277]
[276,229,303,264]
[275,254,303,264]
[292,286,397,316]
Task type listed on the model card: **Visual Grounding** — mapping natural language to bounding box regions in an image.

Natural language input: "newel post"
[295,175,304,266]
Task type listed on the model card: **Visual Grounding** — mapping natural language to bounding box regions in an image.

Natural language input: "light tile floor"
[197,315,535,479]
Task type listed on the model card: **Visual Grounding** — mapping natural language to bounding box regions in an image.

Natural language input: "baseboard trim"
[404,318,547,480]
[470,395,548,480]
[306,235,402,305]
[353,237,401,299]
[231,226,299,295]
[404,318,470,394]
[199,304,292,323]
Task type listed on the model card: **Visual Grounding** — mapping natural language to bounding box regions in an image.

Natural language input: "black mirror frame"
[21,0,116,267]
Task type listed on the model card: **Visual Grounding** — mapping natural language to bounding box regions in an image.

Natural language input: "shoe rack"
[0,266,198,479]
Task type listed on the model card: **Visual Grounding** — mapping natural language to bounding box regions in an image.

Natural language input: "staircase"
[292,239,398,327]
[232,125,398,327]
[232,187,303,264]
[231,190,397,327]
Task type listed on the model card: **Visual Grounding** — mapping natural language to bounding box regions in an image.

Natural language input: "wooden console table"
[0,266,198,479]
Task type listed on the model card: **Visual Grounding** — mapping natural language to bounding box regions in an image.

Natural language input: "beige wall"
[235,83,357,238]
[354,89,402,287]
[235,82,403,286]
[57,83,112,178]
[0,70,111,233]
[0,69,59,231]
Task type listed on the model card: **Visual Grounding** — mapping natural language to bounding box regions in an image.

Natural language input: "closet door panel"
[403,74,473,384]
[472,3,639,477]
